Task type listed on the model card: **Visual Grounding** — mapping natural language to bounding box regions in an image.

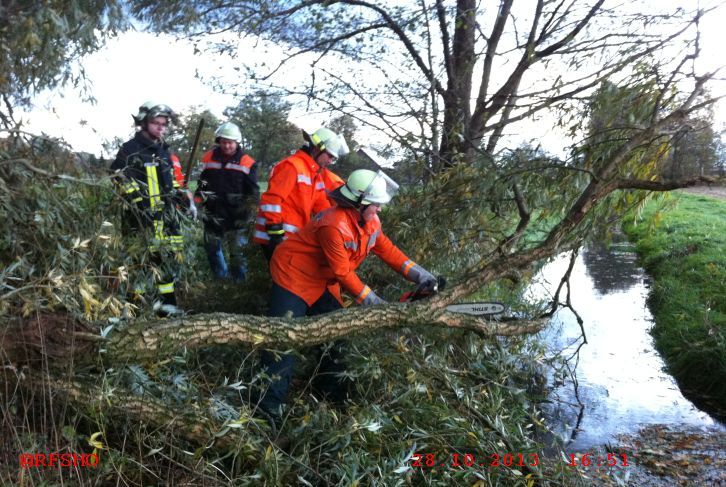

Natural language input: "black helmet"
[133,101,176,126]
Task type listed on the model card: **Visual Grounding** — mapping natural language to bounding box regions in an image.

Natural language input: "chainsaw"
[399,276,505,316]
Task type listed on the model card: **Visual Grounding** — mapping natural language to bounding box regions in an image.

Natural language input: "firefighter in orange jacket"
[258,169,437,420]
[321,165,345,191]
[253,127,348,261]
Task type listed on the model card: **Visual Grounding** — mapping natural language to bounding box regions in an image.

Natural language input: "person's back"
[253,128,349,261]
[257,169,438,423]
[271,205,387,305]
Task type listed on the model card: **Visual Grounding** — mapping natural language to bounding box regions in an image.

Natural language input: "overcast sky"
[19,2,726,160]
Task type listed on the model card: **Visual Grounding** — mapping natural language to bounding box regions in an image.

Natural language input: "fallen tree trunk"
[1,306,544,457]
[1,305,546,368]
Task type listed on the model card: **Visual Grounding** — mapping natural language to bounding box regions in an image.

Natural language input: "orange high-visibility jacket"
[321,167,344,190]
[270,206,419,306]
[170,153,186,188]
[321,167,345,206]
[320,167,345,297]
[253,149,330,245]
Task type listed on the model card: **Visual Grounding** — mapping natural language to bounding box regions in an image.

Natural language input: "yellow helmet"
[304,128,349,160]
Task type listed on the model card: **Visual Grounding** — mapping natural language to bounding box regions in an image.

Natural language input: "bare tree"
[134,0,720,171]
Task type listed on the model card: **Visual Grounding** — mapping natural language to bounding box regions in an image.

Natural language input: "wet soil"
[585,425,725,486]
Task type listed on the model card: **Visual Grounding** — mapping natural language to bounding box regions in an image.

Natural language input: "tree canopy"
[0,0,125,128]
[132,1,718,171]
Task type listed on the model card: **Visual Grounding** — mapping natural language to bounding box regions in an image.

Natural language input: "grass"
[622,191,726,418]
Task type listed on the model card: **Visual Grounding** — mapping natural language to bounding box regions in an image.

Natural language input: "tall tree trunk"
[439,0,477,167]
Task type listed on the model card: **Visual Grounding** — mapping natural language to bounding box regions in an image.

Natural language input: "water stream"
[528,242,724,451]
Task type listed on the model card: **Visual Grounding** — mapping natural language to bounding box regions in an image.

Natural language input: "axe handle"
[184,118,205,186]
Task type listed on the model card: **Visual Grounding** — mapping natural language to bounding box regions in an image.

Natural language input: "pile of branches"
[1,133,572,485]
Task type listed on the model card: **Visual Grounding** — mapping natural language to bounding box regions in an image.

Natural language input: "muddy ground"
[574,425,726,486]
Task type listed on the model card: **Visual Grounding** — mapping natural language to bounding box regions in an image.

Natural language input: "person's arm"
[168,153,196,217]
[311,176,332,215]
[243,160,260,202]
[258,161,297,248]
[372,231,436,289]
[110,147,142,208]
[194,150,215,203]
[319,226,385,305]
[109,146,128,173]
[170,153,185,189]
[193,167,207,205]
[241,162,260,223]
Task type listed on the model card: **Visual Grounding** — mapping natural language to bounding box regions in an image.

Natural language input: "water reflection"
[528,246,723,451]
[581,243,641,295]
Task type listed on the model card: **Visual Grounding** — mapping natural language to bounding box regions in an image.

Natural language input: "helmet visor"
[324,149,338,162]
[362,170,399,205]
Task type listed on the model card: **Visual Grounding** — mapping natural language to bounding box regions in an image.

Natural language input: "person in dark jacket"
[195,122,259,281]
[110,101,193,316]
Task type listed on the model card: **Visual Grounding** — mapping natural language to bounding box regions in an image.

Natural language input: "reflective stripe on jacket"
[270,206,416,306]
[110,131,182,243]
[196,148,259,232]
[253,149,330,245]
[171,153,185,188]
[199,149,256,175]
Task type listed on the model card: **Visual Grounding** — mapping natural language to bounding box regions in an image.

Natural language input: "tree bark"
[2,306,546,369]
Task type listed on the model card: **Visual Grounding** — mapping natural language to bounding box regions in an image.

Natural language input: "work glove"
[408,264,437,293]
[267,223,285,254]
[188,198,198,220]
[360,289,386,306]
[175,190,197,220]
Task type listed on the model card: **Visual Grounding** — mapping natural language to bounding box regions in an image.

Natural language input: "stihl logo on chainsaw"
[399,277,504,316]
[444,302,505,316]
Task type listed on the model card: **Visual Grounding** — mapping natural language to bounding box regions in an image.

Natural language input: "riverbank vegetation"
[623,191,726,418]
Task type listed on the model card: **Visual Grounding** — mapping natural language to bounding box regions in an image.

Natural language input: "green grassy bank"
[622,191,726,418]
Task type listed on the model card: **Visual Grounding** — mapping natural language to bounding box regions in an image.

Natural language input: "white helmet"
[134,101,175,125]
[340,169,399,205]
[215,122,242,143]
[304,127,349,160]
